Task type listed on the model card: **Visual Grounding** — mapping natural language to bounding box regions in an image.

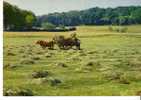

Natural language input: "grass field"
[3,25,141,96]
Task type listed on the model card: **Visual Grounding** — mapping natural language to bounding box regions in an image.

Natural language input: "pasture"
[3,25,141,96]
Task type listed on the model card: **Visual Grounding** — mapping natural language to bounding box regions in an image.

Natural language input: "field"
[3,25,141,96]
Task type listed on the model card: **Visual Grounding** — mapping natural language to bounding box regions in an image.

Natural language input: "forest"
[36,6,141,26]
[3,1,36,31]
[3,1,141,31]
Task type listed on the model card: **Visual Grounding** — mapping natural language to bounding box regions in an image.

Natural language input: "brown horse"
[36,40,54,49]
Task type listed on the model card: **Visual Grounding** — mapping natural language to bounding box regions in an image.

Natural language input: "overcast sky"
[4,0,141,15]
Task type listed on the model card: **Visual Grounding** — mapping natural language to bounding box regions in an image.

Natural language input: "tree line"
[4,1,36,31]
[36,6,141,26]
[4,1,141,31]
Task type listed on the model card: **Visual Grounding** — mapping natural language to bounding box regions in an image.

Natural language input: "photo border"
[0,0,140,100]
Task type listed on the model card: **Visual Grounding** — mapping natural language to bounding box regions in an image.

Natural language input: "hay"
[31,77,62,86]
[30,78,49,85]
[31,70,49,78]
[87,50,96,54]
[7,52,15,56]
[4,64,10,68]
[19,49,25,53]
[78,53,87,56]
[45,53,52,58]
[102,70,123,80]
[75,66,91,73]
[136,91,141,96]
[36,50,45,55]
[16,88,34,96]
[56,62,68,67]
[70,56,81,61]
[31,56,41,60]
[21,54,27,58]
[85,61,94,66]
[119,75,130,84]
[20,58,35,64]
[49,77,62,86]
[4,63,20,69]
[4,89,17,96]
[4,88,34,96]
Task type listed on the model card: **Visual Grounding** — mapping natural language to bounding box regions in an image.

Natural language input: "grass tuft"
[31,70,49,78]
[20,58,35,65]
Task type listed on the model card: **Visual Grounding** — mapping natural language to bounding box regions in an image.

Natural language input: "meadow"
[3,25,141,96]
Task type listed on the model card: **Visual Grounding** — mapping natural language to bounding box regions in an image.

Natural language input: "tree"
[41,22,56,30]
[4,1,36,31]
[24,11,36,29]
[36,6,141,26]
[131,8,141,24]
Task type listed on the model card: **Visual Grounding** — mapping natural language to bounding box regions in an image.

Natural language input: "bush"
[58,25,65,30]
[41,22,56,30]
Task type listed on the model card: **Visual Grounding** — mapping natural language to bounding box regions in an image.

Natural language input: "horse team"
[36,33,81,50]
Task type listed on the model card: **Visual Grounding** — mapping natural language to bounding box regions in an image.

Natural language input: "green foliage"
[4,1,36,31]
[37,6,141,26]
[131,9,141,23]
[41,22,56,30]
[58,25,65,29]
[25,13,36,28]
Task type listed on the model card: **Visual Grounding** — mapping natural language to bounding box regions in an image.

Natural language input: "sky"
[4,0,141,15]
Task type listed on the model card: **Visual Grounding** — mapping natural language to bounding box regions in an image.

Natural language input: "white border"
[1,96,140,100]
[0,0,140,100]
[0,0,3,97]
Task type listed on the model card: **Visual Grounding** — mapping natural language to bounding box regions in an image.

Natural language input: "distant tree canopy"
[3,1,141,31]
[4,1,36,31]
[41,22,56,30]
[36,6,141,26]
